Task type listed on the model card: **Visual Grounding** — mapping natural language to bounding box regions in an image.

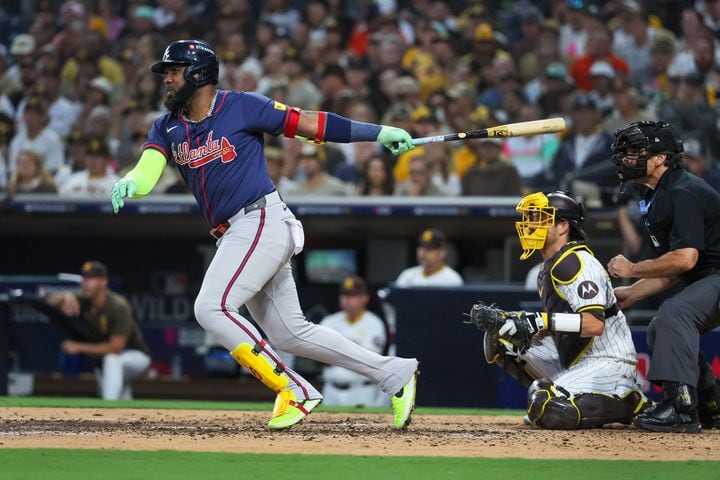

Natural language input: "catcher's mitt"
[465,301,544,352]
[465,301,508,332]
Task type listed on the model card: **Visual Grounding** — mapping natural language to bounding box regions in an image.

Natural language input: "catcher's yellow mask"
[515,192,557,260]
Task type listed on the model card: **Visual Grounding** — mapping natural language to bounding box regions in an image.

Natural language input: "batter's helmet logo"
[577,280,599,299]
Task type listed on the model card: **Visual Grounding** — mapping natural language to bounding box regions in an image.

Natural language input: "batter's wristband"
[283,107,302,138]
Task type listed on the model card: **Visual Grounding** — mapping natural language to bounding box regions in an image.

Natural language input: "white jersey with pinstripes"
[556,250,637,366]
[522,244,640,395]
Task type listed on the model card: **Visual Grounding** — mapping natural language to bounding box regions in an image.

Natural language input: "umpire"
[608,121,720,433]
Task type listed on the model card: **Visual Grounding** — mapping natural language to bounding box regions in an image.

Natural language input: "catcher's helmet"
[515,191,587,260]
[151,40,219,87]
[611,120,683,181]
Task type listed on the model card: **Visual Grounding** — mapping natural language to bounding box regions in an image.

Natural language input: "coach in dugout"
[609,121,720,433]
[47,261,151,400]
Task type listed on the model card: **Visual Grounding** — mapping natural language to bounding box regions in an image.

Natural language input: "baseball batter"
[467,192,647,429]
[110,40,418,430]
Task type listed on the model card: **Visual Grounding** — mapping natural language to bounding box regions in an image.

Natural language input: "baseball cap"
[86,138,110,157]
[89,76,113,95]
[683,138,703,159]
[418,229,446,249]
[81,261,108,278]
[394,76,420,96]
[589,61,616,78]
[545,62,568,79]
[10,34,35,56]
[339,275,368,296]
[133,5,156,21]
[447,82,475,99]
[573,94,597,110]
[474,24,495,42]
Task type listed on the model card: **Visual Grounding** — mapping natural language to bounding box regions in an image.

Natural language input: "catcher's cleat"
[268,390,322,431]
[391,370,419,430]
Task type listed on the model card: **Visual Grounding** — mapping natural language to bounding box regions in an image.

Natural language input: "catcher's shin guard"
[527,379,581,429]
[527,379,647,429]
[484,330,536,388]
[231,342,289,391]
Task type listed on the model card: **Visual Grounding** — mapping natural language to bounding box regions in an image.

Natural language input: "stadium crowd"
[1,0,719,205]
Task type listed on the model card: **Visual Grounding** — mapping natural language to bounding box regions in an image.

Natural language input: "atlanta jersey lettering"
[144,91,289,226]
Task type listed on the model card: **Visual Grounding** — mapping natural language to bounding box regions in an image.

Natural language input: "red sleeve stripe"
[283,107,302,138]
[143,143,168,158]
[314,111,327,144]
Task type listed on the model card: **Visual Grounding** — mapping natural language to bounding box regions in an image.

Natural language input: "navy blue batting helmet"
[151,40,219,87]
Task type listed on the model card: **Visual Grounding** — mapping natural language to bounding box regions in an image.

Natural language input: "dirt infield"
[1,407,718,460]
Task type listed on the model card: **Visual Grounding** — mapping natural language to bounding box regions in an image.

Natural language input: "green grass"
[0,395,524,416]
[0,450,717,480]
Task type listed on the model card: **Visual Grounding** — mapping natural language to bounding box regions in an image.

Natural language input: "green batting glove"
[110,178,137,214]
[377,125,415,156]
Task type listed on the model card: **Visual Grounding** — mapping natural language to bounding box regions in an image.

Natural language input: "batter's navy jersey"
[145,90,289,226]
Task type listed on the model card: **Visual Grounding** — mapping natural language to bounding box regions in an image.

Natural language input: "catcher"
[466,191,647,429]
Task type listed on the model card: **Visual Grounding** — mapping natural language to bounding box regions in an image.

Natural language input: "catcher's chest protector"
[538,242,593,368]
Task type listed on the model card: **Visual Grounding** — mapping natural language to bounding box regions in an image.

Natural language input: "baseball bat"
[407,117,566,146]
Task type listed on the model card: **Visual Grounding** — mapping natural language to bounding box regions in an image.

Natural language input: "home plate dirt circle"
[1,408,717,460]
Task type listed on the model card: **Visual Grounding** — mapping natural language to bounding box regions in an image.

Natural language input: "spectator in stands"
[8,96,65,177]
[283,49,322,110]
[604,80,658,134]
[285,144,348,196]
[504,102,560,190]
[319,276,388,407]
[265,146,295,197]
[657,69,720,158]
[587,61,616,117]
[559,1,589,60]
[59,138,118,197]
[46,261,151,400]
[7,150,57,194]
[683,137,720,192]
[357,155,394,196]
[550,94,616,199]
[60,29,125,93]
[642,30,676,98]
[570,26,629,92]
[612,1,655,86]
[395,229,463,287]
[462,138,522,197]
[524,62,574,117]
[395,156,446,197]
[33,66,82,139]
[6,34,36,90]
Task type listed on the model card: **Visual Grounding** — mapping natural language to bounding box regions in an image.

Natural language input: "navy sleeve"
[239,92,288,136]
[670,187,705,251]
[144,116,171,159]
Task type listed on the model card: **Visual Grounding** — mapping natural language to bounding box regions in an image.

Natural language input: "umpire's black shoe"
[699,381,720,429]
[634,382,701,434]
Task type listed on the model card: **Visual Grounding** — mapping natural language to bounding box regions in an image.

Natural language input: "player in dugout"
[465,191,648,429]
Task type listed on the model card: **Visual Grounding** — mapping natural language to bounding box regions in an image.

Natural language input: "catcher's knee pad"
[527,379,581,430]
[484,331,536,389]
[231,342,289,391]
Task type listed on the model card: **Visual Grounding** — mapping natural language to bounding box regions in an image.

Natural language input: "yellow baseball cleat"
[268,390,322,431]
[391,371,418,430]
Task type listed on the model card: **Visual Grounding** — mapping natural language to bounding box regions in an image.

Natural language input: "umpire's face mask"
[515,192,556,260]
[612,147,649,182]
